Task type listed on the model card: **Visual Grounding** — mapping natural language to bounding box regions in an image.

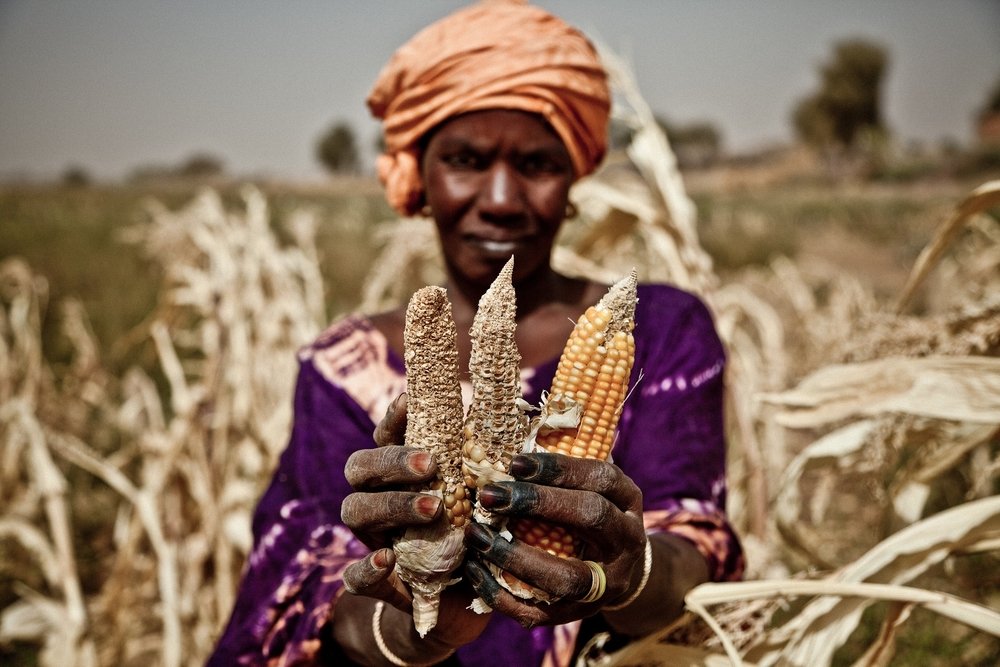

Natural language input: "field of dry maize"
[2,57,998,666]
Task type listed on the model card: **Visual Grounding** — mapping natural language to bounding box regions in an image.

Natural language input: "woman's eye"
[520,154,563,175]
[444,153,479,169]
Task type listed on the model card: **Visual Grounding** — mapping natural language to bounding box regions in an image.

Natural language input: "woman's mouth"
[468,237,521,256]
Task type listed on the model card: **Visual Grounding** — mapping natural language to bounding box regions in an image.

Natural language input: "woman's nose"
[480,163,522,217]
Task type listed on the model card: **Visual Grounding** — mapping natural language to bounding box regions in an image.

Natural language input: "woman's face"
[421,109,574,289]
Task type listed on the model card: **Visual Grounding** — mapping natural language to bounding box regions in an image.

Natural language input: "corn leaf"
[762,355,1000,427]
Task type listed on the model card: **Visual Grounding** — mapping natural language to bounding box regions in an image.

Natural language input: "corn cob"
[393,286,467,636]
[502,271,638,598]
[462,257,529,525]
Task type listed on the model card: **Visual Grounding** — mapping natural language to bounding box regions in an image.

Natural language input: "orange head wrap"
[367,0,611,216]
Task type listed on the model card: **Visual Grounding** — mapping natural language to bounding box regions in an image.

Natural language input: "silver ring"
[580,560,607,603]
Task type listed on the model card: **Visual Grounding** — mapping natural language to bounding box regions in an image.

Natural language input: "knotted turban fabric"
[367,0,611,216]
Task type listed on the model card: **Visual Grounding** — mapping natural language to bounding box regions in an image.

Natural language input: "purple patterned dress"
[208,284,744,666]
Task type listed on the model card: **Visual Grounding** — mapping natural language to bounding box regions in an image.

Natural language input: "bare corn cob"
[462,257,529,525]
[393,286,467,636]
[501,271,637,598]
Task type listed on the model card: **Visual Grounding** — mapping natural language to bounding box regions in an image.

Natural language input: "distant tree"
[979,73,1000,116]
[61,164,92,187]
[316,121,360,174]
[127,153,224,183]
[656,116,723,168]
[792,38,889,150]
[608,117,635,152]
[127,163,171,184]
[177,153,225,178]
[974,72,1000,146]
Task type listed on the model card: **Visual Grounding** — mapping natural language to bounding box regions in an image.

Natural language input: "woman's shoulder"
[300,313,375,357]
[635,282,713,326]
[632,282,724,362]
[297,311,407,424]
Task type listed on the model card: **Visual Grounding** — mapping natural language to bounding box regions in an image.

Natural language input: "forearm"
[601,532,709,636]
[333,593,458,666]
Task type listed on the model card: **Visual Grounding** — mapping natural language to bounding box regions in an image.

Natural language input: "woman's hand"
[338,393,489,658]
[341,394,441,552]
[462,451,649,628]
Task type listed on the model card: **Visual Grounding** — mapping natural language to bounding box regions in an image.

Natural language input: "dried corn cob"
[462,257,529,525]
[502,271,638,598]
[393,286,467,636]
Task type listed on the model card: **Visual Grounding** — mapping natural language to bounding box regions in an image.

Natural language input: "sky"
[1,0,998,183]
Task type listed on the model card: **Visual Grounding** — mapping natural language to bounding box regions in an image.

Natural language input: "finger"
[464,559,557,629]
[509,453,642,513]
[341,491,442,537]
[374,392,407,447]
[477,482,642,552]
[466,523,595,601]
[345,445,435,489]
[343,548,412,610]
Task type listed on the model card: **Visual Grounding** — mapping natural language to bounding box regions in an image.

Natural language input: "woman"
[209,2,743,665]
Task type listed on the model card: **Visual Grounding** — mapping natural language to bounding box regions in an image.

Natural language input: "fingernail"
[509,455,538,479]
[466,523,493,552]
[479,484,511,510]
[415,495,441,518]
[464,560,485,586]
[372,548,389,569]
[408,451,432,475]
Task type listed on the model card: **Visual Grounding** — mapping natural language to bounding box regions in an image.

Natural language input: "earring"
[565,202,578,219]
[420,204,432,218]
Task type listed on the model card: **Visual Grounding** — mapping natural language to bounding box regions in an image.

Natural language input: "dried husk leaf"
[896,179,1000,312]
[762,355,1000,427]
[848,602,912,667]
[683,578,1000,667]
[742,495,1000,666]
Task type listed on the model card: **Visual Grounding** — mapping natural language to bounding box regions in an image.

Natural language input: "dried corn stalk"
[500,271,638,600]
[394,286,468,636]
[462,258,529,526]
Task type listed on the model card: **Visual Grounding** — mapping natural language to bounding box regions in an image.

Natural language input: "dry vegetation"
[1,57,998,666]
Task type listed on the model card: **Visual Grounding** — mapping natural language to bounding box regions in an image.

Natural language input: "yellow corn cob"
[508,271,637,577]
[394,286,467,636]
[462,257,529,525]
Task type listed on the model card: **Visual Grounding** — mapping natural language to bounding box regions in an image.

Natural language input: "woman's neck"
[444,265,581,326]
[444,264,604,372]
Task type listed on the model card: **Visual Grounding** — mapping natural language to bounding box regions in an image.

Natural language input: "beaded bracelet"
[603,538,653,611]
[372,601,455,667]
